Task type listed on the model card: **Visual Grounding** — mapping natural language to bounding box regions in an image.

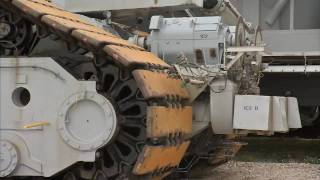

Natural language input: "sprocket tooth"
[133,70,190,100]
[133,142,190,175]
[104,45,170,68]
[147,106,192,139]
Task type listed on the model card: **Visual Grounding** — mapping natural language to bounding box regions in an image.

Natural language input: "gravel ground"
[190,161,320,180]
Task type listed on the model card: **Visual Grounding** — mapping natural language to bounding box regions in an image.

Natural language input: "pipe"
[264,0,289,26]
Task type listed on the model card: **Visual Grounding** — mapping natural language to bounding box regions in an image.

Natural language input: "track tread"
[13,0,88,23]
[133,70,190,100]
[104,45,170,68]
[133,142,190,175]
[73,30,138,50]
[41,15,110,35]
[147,106,192,139]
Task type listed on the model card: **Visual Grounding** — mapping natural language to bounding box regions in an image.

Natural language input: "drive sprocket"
[0,6,34,55]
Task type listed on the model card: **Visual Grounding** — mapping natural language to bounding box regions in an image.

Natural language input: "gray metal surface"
[210,79,237,134]
[234,0,320,53]
[0,141,18,177]
[264,0,289,26]
[51,0,204,12]
[148,16,227,65]
[0,58,117,177]
[192,100,211,136]
[263,29,320,52]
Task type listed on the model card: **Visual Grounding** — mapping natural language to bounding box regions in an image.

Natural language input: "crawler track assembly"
[0,0,193,179]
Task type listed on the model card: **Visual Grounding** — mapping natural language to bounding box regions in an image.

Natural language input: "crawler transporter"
[0,0,301,179]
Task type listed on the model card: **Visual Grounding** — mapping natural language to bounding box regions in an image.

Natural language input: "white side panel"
[233,95,271,131]
[272,97,289,132]
[287,97,302,129]
[232,95,302,133]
